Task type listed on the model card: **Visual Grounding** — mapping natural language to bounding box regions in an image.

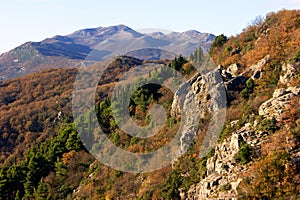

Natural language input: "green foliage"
[219,103,255,142]
[211,34,228,49]
[66,126,83,151]
[76,109,99,149]
[1,11,299,200]
[241,78,255,99]
[96,99,112,130]
[15,190,21,200]
[111,131,120,144]
[129,84,161,119]
[0,123,85,200]
[197,158,208,180]
[167,117,175,127]
[240,88,249,99]
[33,179,51,200]
[160,170,182,199]
[244,31,257,42]
[234,143,253,164]
[243,43,254,52]
[246,78,254,89]
[190,47,204,63]
[138,190,153,200]
[212,10,300,68]
[206,148,215,159]
[130,137,139,146]
[131,87,151,112]
[238,104,256,128]
[55,158,68,178]
[0,165,26,199]
[221,183,232,191]
[225,46,233,52]
[171,55,188,71]
[257,118,279,134]
[290,121,300,140]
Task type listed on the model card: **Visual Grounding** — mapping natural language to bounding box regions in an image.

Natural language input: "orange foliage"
[212,10,300,69]
[238,151,299,199]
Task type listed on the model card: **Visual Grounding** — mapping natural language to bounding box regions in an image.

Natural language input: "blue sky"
[0,0,299,54]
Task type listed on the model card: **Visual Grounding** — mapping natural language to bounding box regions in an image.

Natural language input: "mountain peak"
[114,24,132,31]
[66,24,143,46]
[0,24,216,80]
[70,24,137,36]
[183,30,201,35]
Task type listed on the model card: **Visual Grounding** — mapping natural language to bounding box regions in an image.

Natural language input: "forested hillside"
[0,9,299,200]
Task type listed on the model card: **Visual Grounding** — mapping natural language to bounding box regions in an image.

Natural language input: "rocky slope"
[183,88,299,199]
[170,10,300,198]
[174,55,300,199]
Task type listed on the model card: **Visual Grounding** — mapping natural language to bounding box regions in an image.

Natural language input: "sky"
[0,0,299,54]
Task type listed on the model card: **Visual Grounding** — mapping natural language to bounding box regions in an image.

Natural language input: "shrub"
[211,34,228,48]
[218,122,236,142]
[241,78,255,99]
[225,46,232,52]
[111,132,120,144]
[257,118,278,134]
[240,88,249,99]
[221,183,232,191]
[237,151,298,199]
[246,78,254,89]
[160,170,182,199]
[291,49,300,62]
[234,143,253,164]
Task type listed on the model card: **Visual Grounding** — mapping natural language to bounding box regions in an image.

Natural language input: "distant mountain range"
[0,25,215,81]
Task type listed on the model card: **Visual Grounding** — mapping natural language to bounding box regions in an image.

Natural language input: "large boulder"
[280,62,299,86]
[249,55,270,80]
[226,63,239,77]
[259,86,300,120]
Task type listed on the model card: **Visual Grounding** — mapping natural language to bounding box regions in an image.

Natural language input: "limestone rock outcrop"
[259,86,300,120]
[280,62,299,86]
[181,80,299,200]
[171,69,227,161]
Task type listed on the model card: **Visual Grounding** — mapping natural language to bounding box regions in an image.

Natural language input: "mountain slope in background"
[125,48,177,60]
[0,25,215,81]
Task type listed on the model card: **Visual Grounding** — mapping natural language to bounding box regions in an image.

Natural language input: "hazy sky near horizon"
[0,0,299,54]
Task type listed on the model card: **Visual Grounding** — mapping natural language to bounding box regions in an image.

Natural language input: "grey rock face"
[171,69,227,167]
[259,86,300,120]
[280,62,299,86]
[184,129,249,200]
[171,70,226,119]
[183,84,300,200]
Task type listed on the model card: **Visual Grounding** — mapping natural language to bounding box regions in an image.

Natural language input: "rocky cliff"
[172,56,300,199]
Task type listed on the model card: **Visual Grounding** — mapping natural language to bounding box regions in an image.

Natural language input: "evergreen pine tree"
[34,179,50,200]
